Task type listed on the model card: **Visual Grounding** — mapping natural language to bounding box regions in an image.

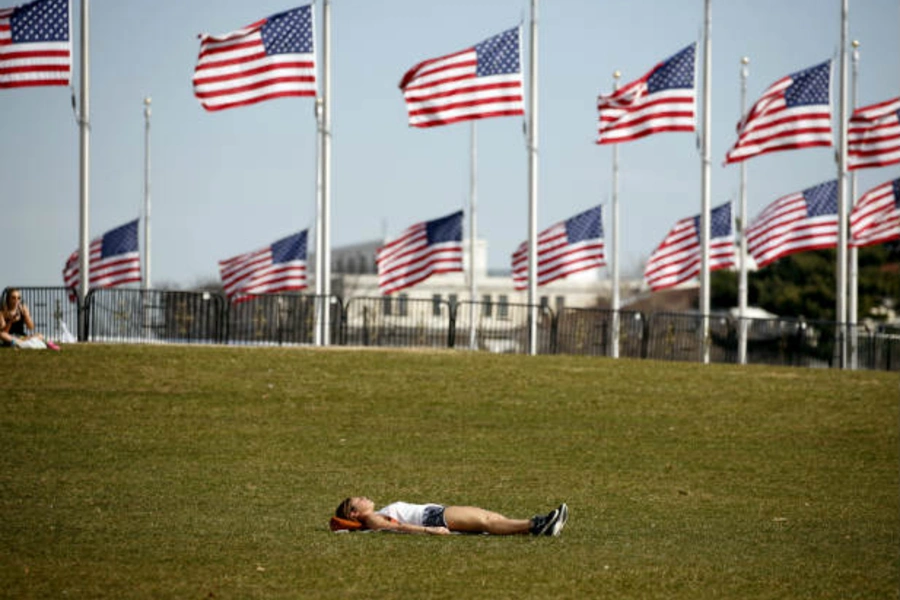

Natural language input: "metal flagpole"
[315,96,324,346]
[527,0,539,356]
[469,121,478,350]
[141,95,152,339]
[848,39,860,370]
[143,96,152,291]
[837,0,850,368]
[77,0,91,341]
[699,0,712,364]
[737,57,749,365]
[610,71,621,359]
[321,0,332,345]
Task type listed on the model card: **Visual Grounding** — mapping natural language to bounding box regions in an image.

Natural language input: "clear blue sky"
[2,0,898,288]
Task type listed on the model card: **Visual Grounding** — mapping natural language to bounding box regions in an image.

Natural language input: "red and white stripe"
[848,97,900,170]
[0,0,71,88]
[377,221,462,296]
[850,179,900,248]
[746,190,837,268]
[724,64,833,164]
[193,11,315,112]
[511,225,605,291]
[644,220,735,292]
[399,29,523,128]
[219,247,306,303]
[62,243,141,294]
[596,44,696,144]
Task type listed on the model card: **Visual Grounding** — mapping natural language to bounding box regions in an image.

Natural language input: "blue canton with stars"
[692,203,732,238]
[272,231,308,263]
[565,206,603,243]
[426,211,463,245]
[474,27,520,77]
[803,180,838,217]
[648,44,695,92]
[893,179,900,210]
[261,4,313,55]
[11,0,68,43]
[785,61,830,108]
[101,220,138,259]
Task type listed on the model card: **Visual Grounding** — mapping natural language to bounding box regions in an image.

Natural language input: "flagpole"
[469,121,478,350]
[314,96,324,346]
[848,39,860,370]
[143,96,152,291]
[77,0,90,341]
[699,0,712,364]
[527,0,539,355]
[837,0,850,368]
[737,57,749,365]
[321,0,332,345]
[610,71,621,359]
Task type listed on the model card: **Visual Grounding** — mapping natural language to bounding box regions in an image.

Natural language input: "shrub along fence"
[5,286,898,371]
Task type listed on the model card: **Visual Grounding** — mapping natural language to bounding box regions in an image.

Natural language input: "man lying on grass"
[332,497,568,536]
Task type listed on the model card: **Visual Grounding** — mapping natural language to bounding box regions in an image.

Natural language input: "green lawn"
[1,345,897,599]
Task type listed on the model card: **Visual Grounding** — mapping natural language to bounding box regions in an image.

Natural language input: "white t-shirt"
[375,502,442,526]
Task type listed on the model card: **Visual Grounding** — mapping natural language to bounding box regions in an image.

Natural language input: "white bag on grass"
[15,338,47,350]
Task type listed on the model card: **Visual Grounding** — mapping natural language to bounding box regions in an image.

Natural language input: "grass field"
[1,345,897,599]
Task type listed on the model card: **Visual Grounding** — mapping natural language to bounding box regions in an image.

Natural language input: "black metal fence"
[453,301,555,354]
[3,286,898,371]
[88,289,227,344]
[227,294,333,346]
[343,296,453,348]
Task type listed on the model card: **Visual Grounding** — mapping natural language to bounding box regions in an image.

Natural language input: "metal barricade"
[343,296,453,348]
[857,325,900,371]
[226,293,323,346]
[643,312,706,362]
[555,307,645,358]
[86,288,226,344]
[4,286,898,371]
[714,316,837,368]
[454,301,554,355]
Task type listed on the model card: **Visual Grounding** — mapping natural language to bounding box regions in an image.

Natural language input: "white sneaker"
[550,503,568,536]
[531,507,559,536]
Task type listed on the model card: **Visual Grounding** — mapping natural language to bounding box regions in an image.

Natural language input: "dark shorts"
[422,505,447,528]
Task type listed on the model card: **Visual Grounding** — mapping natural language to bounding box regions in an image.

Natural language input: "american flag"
[193,4,315,112]
[848,97,900,170]
[399,27,523,128]
[62,220,141,301]
[746,180,838,268]
[0,0,70,88]
[596,44,695,144]
[377,211,463,295]
[644,202,735,292]
[511,205,606,291]
[219,230,308,303]
[725,61,832,164]
[850,178,900,248]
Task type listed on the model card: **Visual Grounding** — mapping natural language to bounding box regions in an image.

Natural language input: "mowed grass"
[0,345,897,599]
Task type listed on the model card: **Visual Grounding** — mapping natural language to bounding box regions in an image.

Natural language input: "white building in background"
[318,238,643,312]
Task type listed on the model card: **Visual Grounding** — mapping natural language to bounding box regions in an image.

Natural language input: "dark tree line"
[711,242,900,322]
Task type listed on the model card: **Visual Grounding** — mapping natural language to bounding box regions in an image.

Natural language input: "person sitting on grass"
[1,289,59,351]
[332,497,568,536]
